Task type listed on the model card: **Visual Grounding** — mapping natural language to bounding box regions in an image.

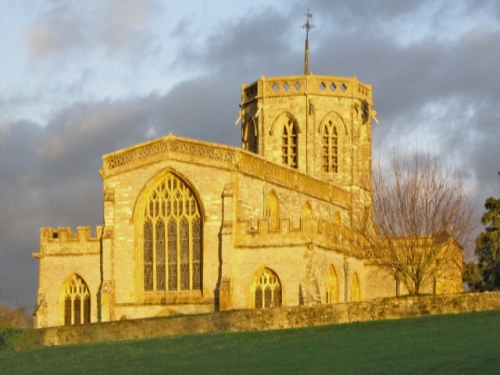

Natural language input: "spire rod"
[302,10,314,75]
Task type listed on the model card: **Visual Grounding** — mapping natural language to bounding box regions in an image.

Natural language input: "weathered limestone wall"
[33,227,101,328]
[40,292,500,347]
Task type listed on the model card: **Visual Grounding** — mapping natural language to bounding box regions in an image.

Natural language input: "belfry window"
[322,121,338,173]
[282,119,298,168]
[254,268,282,309]
[63,275,90,326]
[143,174,202,292]
[242,118,259,154]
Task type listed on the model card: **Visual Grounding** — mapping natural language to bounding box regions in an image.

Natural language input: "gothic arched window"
[143,174,202,292]
[243,118,259,153]
[322,121,338,173]
[326,265,339,303]
[254,268,282,309]
[282,118,298,168]
[63,275,90,326]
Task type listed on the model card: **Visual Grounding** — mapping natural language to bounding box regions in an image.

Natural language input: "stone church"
[32,27,463,328]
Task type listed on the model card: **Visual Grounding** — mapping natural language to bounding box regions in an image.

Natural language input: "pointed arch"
[252,268,282,309]
[269,112,299,169]
[242,117,259,153]
[302,201,312,217]
[269,111,301,135]
[326,265,339,303]
[140,172,203,293]
[350,272,361,302]
[265,190,280,230]
[317,111,348,135]
[62,274,90,326]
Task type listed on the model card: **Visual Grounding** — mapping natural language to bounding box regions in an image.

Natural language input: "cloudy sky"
[1,0,499,308]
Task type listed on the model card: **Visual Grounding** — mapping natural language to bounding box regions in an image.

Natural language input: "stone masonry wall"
[40,292,500,346]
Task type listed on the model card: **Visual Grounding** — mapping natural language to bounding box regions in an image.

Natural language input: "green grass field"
[2,310,500,374]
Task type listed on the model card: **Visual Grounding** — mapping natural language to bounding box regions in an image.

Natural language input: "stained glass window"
[144,220,153,291]
[254,269,282,309]
[143,173,203,293]
[63,275,91,326]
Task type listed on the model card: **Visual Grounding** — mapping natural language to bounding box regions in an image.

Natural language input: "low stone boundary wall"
[40,292,500,346]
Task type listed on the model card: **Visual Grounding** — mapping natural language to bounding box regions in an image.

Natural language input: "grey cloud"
[22,0,159,59]
[2,0,500,307]
[0,76,242,306]
[173,8,298,78]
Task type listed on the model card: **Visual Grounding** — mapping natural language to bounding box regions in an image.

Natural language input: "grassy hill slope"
[2,310,500,374]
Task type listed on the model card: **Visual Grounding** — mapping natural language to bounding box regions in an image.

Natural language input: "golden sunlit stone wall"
[33,73,462,329]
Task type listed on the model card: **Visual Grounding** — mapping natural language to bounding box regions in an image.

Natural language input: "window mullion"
[152,219,157,291]
[176,217,181,291]
[189,217,193,291]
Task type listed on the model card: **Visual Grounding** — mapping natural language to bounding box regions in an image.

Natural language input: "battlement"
[40,226,104,243]
[242,74,372,104]
[235,217,366,258]
[34,226,105,259]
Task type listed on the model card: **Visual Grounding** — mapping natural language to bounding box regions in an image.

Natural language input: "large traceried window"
[63,275,90,326]
[144,174,202,292]
[322,120,338,173]
[281,118,298,168]
[254,268,282,309]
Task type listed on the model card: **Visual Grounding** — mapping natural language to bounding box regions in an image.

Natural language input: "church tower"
[239,11,374,222]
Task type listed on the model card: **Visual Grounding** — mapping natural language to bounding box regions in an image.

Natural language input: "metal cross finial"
[302,9,314,40]
[302,10,314,74]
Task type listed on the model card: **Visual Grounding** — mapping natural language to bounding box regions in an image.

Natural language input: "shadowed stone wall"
[40,292,500,346]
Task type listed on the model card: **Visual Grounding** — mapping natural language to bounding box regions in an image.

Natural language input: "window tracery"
[143,174,202,292]
[282,118,298,168]
[254,268,282,309]
[322,121,338,173]
[63,275,90,326]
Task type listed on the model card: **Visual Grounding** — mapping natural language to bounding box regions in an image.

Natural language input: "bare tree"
[367,151,476,295]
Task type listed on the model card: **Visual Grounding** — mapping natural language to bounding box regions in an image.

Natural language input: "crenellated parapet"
[33,226,107,258]
[235,216,366,258]
[40,226,104,242]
